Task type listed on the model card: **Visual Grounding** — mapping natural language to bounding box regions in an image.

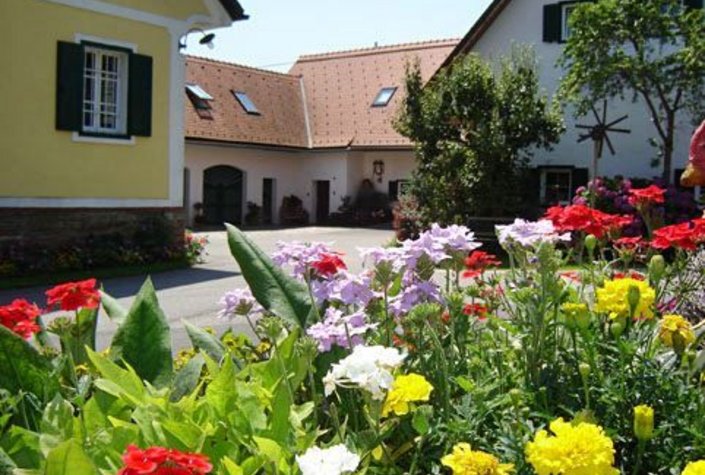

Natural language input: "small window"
[541,169,573,205]
[186,84,213,110]
[372,87,397,107]
[232,91,260,115]
[561,3,578,41]
[82,46,129,135]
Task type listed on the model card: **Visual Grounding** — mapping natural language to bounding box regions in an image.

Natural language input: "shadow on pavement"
[103,268,240,298]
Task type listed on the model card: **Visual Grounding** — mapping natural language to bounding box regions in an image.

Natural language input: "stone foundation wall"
[0,207,185,253]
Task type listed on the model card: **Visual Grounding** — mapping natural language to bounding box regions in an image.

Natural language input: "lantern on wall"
[373,160,385,183]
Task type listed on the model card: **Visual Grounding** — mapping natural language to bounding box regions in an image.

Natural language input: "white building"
[183,40,457,226]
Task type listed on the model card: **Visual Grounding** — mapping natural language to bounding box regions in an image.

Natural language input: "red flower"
[118,445,212,475]
[463,303,489,321]
[651,220,705,251]
[545,205,632,239]
[0,299,42,339]
[311,253,347,277]
[45,279,100,311]
[559,271,582,283]
[463,251,501,278]
[613,270,645,281]
[628,185,666,207]
[613,236,645,250]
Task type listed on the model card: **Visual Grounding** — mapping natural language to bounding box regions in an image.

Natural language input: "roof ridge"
[186,55,299,79]
[295,38,460,62]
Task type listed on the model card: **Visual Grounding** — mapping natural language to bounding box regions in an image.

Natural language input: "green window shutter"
[543,4,562,43]
[56,41,84,131]
[685,0,704,8]
[127,53,153,137]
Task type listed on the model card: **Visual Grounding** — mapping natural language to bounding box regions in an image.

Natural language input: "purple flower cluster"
[218,288,264,319]
[306,307,378,352]
[272,241,337,278]
[389,280,442,316]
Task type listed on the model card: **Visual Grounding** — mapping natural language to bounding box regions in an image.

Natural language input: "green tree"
[395,47,563,222]
[559,0,705,184]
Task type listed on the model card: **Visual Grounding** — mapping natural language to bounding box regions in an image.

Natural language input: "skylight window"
[372,87,397,107]
[185,83,213,111]
[232,91,260,115]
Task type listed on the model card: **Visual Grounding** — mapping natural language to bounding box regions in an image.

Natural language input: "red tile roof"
[185,57,309,147]
[185,38,459,149]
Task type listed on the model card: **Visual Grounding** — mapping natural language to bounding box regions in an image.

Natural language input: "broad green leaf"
[0,447,16,473]
[99,290,127,326]
[110,278,173,387]
[170,353,205,402]
[225,224,314,328]
[253,437,284,465]
[221,457,244,475]
[205,357,237,418]
[44,440,95,475]
[0,326,58,400]
[39,396,75,456]
[87,348,145,405]
[183,322,225,362]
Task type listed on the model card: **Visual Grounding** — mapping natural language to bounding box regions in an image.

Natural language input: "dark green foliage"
[395,47,564,222]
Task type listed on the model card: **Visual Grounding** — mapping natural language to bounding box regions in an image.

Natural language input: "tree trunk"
[662,113,675,185]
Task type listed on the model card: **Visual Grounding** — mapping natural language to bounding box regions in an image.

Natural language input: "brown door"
[315,180,330,224]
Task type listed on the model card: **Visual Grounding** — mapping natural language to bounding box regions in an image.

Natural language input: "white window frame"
[561,3,579,41]
[541,168,573,205]
[82,46,129,136]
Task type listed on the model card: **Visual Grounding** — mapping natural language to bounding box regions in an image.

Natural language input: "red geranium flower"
[559,271,582,283]
[463,251,501,278]
[463,303,489,321]
[651,221,704,251]
[628,185,666,207]
[0,299,42,339]
[311,253,347,277]
[613,236,645,250]
[544,205,632,239]
[613,270,646,281]
[45,278,100,311]
[118,445,213,475]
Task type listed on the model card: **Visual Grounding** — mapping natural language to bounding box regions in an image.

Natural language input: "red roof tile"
[185,38,458,149]
[290,39,459,149]
[185,57,309,147]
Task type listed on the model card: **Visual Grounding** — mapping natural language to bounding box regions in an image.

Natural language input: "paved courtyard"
[0,227,393,350]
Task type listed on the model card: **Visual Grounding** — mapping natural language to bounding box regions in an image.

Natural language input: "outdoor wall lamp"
[373,160,385,183]
[179,28,216,50]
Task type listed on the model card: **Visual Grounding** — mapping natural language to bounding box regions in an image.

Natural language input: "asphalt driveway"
[0,227,393,350]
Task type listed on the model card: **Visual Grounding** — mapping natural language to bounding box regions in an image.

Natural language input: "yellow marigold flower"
[683,460,705,475]
[633,405,654,441]
[659,314,695,352]
[594,278,655,320]
[525,418,618,475]
[381,373,433,417]
[441,443,514,475]
[561,302,590,330]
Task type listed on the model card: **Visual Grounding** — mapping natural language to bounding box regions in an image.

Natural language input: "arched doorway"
[203,165,243,225]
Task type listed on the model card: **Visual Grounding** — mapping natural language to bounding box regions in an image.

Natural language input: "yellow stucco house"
[0,0,246,259]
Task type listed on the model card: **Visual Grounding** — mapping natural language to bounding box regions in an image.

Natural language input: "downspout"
[299,76,313,149]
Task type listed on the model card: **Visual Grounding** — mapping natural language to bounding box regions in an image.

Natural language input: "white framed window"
[82,46,129,135]
[541,168,573,205]
[561,3,578,41]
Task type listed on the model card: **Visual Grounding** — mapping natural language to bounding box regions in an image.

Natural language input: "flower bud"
[649,255,666,284]
[509,388,522,406]
[610,320,625,338]
[585,234,598,254]
[633,404,654,441]
[578,362,591,380]
[627,285,641,316]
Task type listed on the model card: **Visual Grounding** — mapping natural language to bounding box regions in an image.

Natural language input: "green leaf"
[44,440,95,475]
[221,457,244,475]
[0,447,16,473]
[183,321,225,362]
[110,278,173,387]
[39,396,75,456]
[170,353,205,402]
[86,348,145,405]
[0,326,58,400]
[99,290,127,326]
[225,224,314,328]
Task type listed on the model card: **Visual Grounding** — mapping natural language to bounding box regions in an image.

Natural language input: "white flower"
[496,219,571,248]
[296,444,360,475]
[323,345,406,400]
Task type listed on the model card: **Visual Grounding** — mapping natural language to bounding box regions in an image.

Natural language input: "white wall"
[185,143,418,225]
[471,0,695,181]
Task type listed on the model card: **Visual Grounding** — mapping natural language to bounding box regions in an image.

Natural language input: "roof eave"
[218,0,249,21]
